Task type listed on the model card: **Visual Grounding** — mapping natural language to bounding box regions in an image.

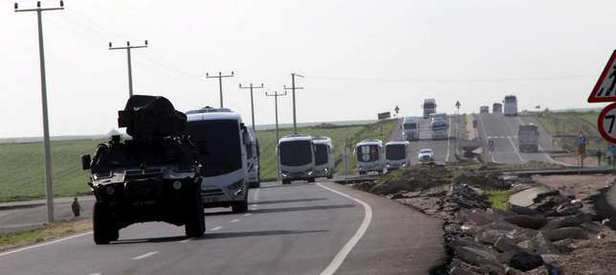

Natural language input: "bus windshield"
[314,144,329,166]
[280,140,312,166]
[187,119,242,177]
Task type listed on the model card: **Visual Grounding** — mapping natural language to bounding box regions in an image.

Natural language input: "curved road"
[0,181,444,275]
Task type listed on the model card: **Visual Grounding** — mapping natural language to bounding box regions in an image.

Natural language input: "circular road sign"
[598,102,616,143]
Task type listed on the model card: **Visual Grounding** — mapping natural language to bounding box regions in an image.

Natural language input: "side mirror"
[81,154,91,170]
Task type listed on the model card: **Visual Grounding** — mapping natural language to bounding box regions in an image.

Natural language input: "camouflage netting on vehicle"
[118,95,187,138]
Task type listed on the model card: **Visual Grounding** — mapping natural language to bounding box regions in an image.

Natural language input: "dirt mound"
[355,165,453,195]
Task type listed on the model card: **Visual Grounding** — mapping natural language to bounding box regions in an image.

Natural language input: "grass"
[534,111,606,152]
[486,190,511,210]
[0,219,91,252]
[0,119,397,202]
[0,139,102,202]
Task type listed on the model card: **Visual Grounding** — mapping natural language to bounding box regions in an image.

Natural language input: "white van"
[312,136,334,179]
[246,129,261,188]
[278,134,316,184]
[186,107,249,213]
[385,141,410,171]
[402,117,419,141]
[355,139,385,175]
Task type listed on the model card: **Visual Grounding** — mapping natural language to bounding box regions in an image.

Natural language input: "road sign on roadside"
[598,102,616,143]
[378,112,391,120]
[588,50,616,103]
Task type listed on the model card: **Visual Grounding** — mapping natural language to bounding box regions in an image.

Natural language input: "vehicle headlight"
[307,170,313,176]
[172,180,182,190]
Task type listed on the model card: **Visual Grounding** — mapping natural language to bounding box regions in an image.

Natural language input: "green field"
[0,119,396,202]
[534,111,606,152]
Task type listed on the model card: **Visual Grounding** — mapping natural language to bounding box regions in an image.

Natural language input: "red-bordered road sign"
[598,102,616,143]
[589,50,616,103]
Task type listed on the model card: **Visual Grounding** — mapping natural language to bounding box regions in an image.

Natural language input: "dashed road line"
[211,226,223,231]
[180,239,190,244]
[132,251,158,260]
[243,213,252,217]
[230,219,240,223]
[317,183,373,275]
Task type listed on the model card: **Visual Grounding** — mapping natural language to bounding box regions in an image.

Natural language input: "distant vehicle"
[278,134,316,184]
[423,98,437,119]
[186,107,250,213]
[312,136,334,179]
[430,113,447,122]
[417,148,434,163]
[492,103,503,113]
[480,106,490,114]
[431,118,449,140]
[246,129,261,188]
[355,139,385,175]
[518,124,539,152]
[385,141,410,170]
[504,95,518,116]
[402,117,419,141]
[82,96,205,244]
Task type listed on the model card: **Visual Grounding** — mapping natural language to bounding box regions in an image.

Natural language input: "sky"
[1,0,615,138]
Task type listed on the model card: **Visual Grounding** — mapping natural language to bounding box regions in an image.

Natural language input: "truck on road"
[355,139,385,175]
[186,107,250,213]
[480,106,490,114]
[423,98,437,119]
[82,95,205,244]
[402,117,419,141]
[278,134,316,184]
[312,136,334,179]
[518,124,539,153]
[504,95,518,116]
[493,103,502,113]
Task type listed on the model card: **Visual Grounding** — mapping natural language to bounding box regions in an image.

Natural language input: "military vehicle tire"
[307,178,316,183]
[185,184,205,238]
[232,199,248,213]
[93,202,116,245]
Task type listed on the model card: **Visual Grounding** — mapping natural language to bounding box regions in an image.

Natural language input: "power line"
[284,73,304,134]
[206,71,235,108]
[304,74,595,83]
[109,40,149,98]
[239,83,264,132]
[14,0,65,223]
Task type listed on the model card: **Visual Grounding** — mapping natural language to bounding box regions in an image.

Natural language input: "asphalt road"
[391,116,462,164]
[475,113,559,164]
[0,181,444,275]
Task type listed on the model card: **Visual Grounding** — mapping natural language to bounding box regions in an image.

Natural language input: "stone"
[505,215,548,230]
[543,227,589,242]
[508,251,544,272]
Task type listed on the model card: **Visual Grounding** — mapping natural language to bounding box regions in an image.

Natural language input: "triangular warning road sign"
[589,50,616,103]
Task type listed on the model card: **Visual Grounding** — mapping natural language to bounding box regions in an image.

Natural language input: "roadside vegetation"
[485,190,511,210]
[0,119,397,202]
[0,219,91,252]
[533,110,605,152]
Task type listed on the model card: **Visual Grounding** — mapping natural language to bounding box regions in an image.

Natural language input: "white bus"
[278,134,316,184]
[423,98,437,119]
[186,107,249,213]
[312,136,334,179]
[431,118,449,140]
[355,139,385,175]
[402,117,419,141]
[246,129,261,188]
[385,141,410,171]
[504,95,518,116]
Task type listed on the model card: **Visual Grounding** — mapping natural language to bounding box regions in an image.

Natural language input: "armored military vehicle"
[81,95,205,244]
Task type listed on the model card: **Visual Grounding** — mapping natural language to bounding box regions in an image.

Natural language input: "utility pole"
[266,91,288,143]
[284,73,304,134]
[108,40,148,98]
[239,83,264,132]
[206,71,234,108]
[15,0,64,223]
[266,91,287,179]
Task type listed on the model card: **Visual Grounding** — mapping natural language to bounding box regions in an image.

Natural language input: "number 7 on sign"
[598,103,616,143]
[607,115,616,133]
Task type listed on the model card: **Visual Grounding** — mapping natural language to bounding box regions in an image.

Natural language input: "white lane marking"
[254,188,261,202]
[230,219,240,223]
[132,251,158,260]
[243,213,252,217]
[211,226,223,231]
[317,183,373,275]
[89,273,101,275]
[507,136,525,163]
[180,239,190,244]
[0,231,92,258]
